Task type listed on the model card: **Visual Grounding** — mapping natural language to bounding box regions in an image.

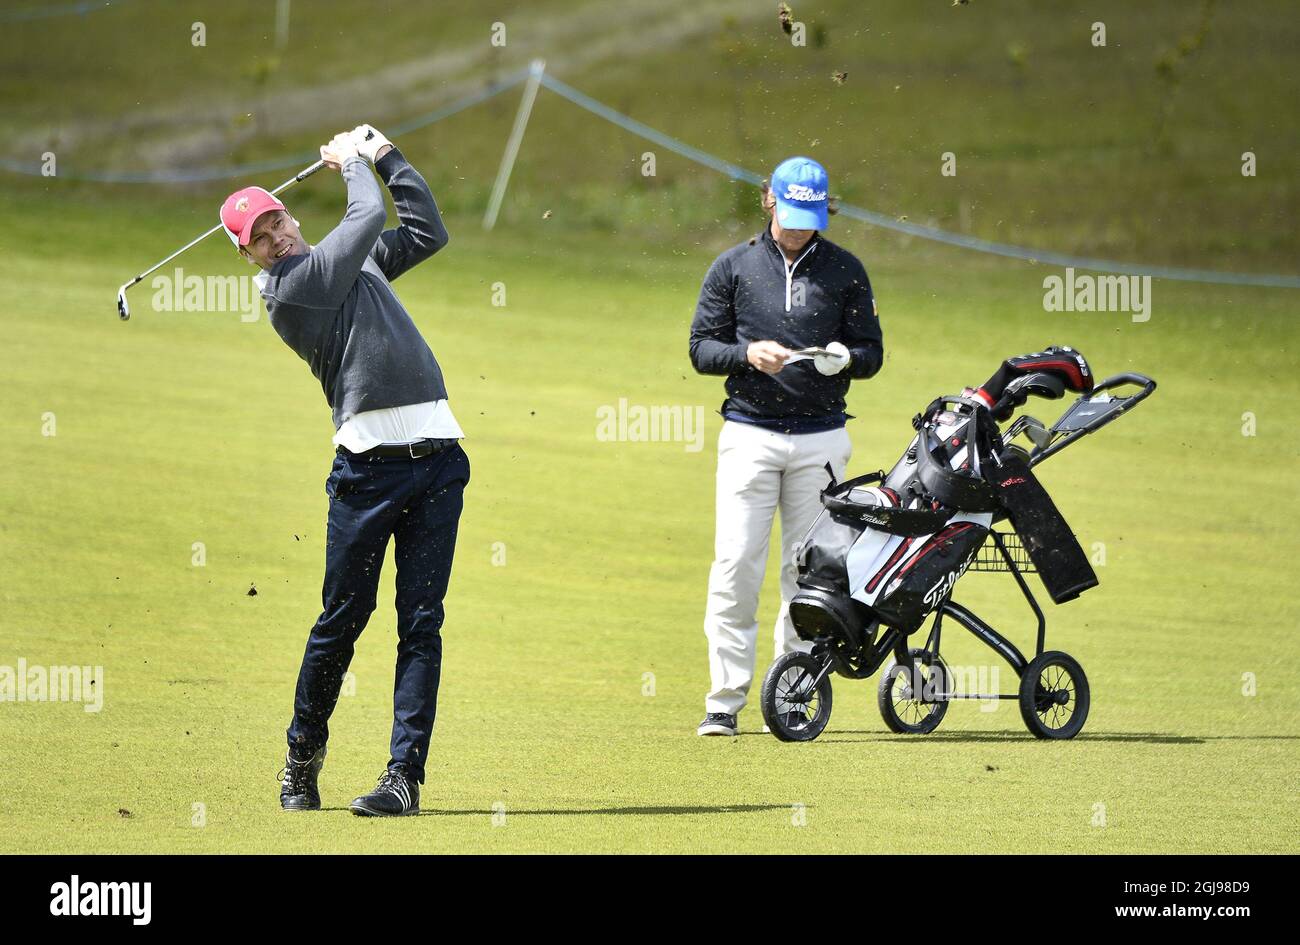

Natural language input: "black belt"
[339,438,457,460]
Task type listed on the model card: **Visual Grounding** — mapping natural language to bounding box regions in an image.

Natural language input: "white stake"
[483,59,546,230]
[274,0,291,51]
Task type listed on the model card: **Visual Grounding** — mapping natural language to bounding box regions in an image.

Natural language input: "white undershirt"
[252,274,462,451]
[333,400,465,452]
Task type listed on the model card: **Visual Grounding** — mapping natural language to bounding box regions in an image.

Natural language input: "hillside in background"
[2,0,1297,271]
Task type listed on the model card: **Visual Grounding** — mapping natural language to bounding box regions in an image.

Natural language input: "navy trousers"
[286,443,469,783]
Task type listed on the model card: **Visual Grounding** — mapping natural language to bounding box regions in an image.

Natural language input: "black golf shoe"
[349,764,420,817]
[278,746,326,811]
[697,713,738,736]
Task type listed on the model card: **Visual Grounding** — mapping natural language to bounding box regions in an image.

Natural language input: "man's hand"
[813,341,851,376]
[319,131,361,171]
[351,124,394,164]
[747,340,793,375]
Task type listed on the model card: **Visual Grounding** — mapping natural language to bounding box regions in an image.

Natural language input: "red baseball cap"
[220,186,286,248]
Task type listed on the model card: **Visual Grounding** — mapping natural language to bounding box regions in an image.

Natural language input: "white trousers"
[704,420,853,715]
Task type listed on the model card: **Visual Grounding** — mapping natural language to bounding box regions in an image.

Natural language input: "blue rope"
[0,70,529,184]
[0,0,131,23]
[2,61,1295,288]
[539,73,1300,289]
[830,204,1300,288]
[538,74,763,187]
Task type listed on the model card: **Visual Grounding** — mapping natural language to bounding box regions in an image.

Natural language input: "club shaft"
[120,159,327,294]
[122,222,227,291]
[271,159,326,195]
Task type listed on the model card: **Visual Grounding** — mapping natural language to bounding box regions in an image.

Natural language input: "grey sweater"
[256,148,450,429]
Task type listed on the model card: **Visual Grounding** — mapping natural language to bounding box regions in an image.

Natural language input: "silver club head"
[117,285,131,320]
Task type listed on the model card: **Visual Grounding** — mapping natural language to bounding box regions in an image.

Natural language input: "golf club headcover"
[973,347,1094,419]
[986,452,1098,604]
[988,372,1069,420]
[1006,371,1066,400]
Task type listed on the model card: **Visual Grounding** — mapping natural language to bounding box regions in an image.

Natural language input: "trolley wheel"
[760,650,834,742]
[877,648,952,735]
[1018,650,1090,739]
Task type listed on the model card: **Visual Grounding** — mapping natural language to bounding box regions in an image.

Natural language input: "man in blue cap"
[689,156,884,736]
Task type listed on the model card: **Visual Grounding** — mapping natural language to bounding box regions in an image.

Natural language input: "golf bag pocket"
[797,506,873,594]
[791,483,900,646]
[849,514,992,633]
[986,454,1098,603]
[797,476,906,589]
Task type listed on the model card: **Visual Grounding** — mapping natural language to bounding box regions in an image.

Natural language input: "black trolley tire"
[1018,650,1090,739]
[877,648,952,735]
[760,650,834,742]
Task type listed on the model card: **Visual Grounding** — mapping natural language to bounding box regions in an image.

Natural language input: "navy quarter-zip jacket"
[688,227,883,427]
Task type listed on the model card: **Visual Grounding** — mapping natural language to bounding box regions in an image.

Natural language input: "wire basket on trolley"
[969,530,1037,573]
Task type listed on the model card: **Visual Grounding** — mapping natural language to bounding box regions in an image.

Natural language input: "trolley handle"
[1028,373,1157,466]
[1091,373,1157,400]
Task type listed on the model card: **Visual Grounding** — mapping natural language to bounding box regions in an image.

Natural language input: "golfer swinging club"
[689,157,883,736]
[220,126,468,815]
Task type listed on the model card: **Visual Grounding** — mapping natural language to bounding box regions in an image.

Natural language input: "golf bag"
[791,347,1099,646]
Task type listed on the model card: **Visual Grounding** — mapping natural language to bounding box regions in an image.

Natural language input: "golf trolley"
[759,351,1156,742]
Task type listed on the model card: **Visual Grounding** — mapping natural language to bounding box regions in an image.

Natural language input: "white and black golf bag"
[790,347,1100,650]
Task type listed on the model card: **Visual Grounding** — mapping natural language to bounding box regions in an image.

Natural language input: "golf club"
[114,158,326,320]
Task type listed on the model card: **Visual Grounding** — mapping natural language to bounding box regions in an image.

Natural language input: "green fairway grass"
[2,0,1298,853]
[2,182,1297,852]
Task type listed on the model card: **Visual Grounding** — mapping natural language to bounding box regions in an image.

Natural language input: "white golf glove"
[351,124,393,163]
[813,341,851,376]
[320,132,360,169]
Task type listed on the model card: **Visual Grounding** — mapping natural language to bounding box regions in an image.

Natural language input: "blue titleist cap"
[770,156,829,230]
